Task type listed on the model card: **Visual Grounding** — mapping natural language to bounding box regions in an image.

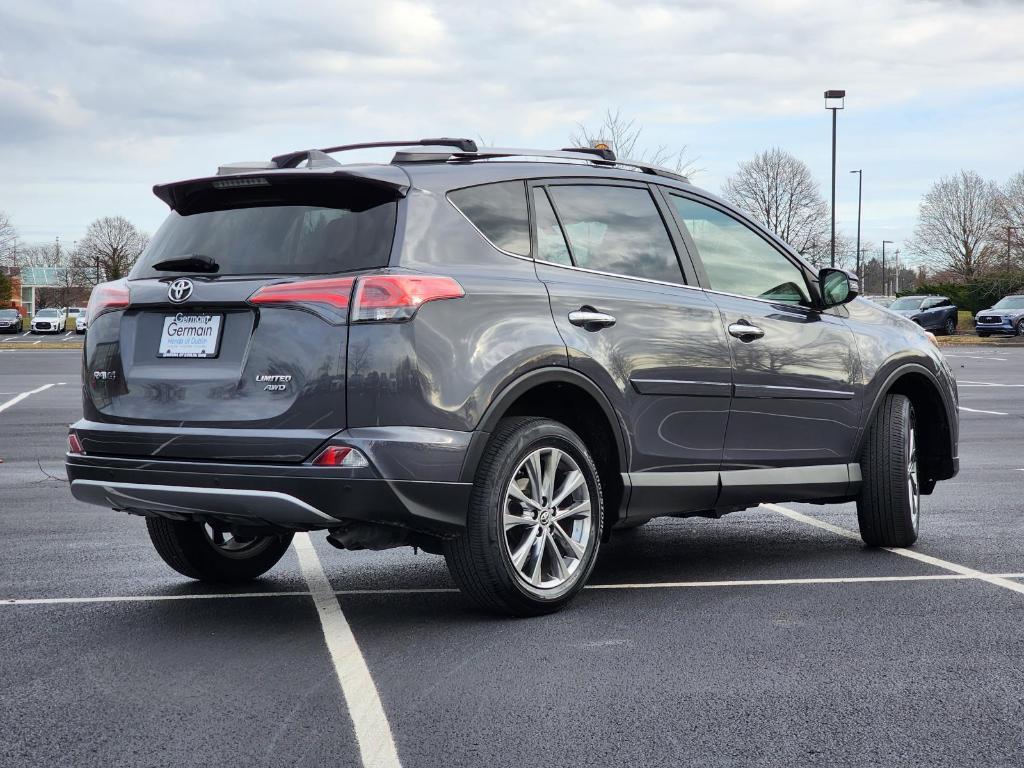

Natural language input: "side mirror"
[818,268,860,307]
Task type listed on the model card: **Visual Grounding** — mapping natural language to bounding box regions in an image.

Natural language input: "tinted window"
[533,188,571,265]
[547,185,683,283]
[449,181,530,256]
[890,296,926,310]
[134,200,397,278]
[671,195,809,304]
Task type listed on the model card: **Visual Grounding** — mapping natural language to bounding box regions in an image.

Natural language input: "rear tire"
[444,417,603,617]
[1016,319,1024,336]
[146,517,293,582]
[856,394,920,547]
[943,317,956,336]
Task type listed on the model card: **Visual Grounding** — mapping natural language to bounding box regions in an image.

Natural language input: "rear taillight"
[312,446,369,468]
[350,275,464,323]
[248,274,463,324]
[68,432,84,454]
[86,279,130,320]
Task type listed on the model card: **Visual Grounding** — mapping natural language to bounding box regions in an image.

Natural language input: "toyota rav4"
[66,138,959,616]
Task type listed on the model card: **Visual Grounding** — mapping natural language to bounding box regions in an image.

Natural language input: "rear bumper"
[66,451,472,536]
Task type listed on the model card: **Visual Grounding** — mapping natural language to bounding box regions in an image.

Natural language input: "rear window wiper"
[151,253,220,273]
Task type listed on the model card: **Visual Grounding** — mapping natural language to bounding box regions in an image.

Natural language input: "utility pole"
[882,240,894,295]
[1010,226,1021,273]
[850,170,862,282]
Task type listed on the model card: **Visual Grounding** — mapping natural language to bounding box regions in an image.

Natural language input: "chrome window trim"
[534,257,702,291]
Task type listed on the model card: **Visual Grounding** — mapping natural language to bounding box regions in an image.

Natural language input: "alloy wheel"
[203,523,274,559]
[502,446,593,593]
[907,420,920,534]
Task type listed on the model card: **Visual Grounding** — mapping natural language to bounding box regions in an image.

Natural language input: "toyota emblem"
[168,278,194,303]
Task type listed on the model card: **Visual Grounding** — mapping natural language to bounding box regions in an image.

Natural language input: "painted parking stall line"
[765,504,1024,596]
[293,533,403,768]
[959,406,1010,416]
[0,383,56,414]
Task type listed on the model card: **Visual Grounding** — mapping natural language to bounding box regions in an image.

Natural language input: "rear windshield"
[133,192,397,278]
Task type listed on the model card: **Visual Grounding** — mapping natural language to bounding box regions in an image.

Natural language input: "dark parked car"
[975,295,1024,336]
[0,308,23,333]
[887,295,959,335]
[66,139,959,616]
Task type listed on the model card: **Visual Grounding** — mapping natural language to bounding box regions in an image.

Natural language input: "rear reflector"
[312,446,369,468]
[68,433,84,454]
[249,277,355,310]
[86,279,130,320]
[351,275,464,323]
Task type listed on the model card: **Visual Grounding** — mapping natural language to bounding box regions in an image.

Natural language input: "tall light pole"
[882,240,894,295]
[849,170,862,281]
[894,248,901,294]
[825,90,846,267]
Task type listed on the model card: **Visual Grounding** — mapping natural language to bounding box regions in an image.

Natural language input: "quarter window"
[671,195,810,304]
[547,185,684,284]
[533,188,572,265]
[448,181,530,256]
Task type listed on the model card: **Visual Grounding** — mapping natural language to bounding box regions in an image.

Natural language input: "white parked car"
[75,309,89,334]
[30,307,67,334]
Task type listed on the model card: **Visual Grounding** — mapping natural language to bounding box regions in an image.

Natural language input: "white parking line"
[0,383,56,414]
[958,381,1024,387]
[959,406,1010,416]
[293,533,402,768]
[765,504,1024,596]
[944,354,1008,361]
[8,573,1024,607]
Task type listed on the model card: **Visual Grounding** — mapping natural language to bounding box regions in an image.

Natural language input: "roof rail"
[392,147,689,183]
[272,138,478,169]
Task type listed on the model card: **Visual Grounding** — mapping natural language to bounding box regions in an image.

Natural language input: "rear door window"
[533,188,572,265]
[546,185,684,284]
[448,181,531,256]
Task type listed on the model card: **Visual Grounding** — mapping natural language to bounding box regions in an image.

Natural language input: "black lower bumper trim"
[66,455,471,535]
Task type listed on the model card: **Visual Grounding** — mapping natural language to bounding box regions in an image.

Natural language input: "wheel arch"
[461,367,630,529]
[856,364,958,492]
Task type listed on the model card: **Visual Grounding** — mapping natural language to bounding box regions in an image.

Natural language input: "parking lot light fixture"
[825,89,846,267]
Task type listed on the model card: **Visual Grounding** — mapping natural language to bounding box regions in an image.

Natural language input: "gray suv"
[66,139,959,616]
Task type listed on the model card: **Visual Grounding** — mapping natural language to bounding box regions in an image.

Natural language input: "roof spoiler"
[152,167,411,213]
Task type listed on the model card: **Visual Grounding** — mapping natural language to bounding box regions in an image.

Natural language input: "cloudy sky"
[2,0,1023,265]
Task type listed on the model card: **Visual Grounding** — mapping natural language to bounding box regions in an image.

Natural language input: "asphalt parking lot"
[0,330,83,348]
[2,347,1023,767]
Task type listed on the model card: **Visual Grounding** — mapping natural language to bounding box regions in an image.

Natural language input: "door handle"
[728,321,765,340]
[569,309,616,330]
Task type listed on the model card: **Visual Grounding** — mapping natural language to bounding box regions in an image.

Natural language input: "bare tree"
[0,211,18,268]
[74,216,148,285]
[18,239,67,269]
[570,108,701,177]
[910,170,1000,280]
[722,148,830,259]
[994,170,1024,269]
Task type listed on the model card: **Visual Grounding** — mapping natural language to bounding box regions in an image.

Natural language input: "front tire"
[445,417,603,616]
[146,517,293,582]
[1016,318,1024,336]
[943,317,956,336]
[856,394,920,547]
